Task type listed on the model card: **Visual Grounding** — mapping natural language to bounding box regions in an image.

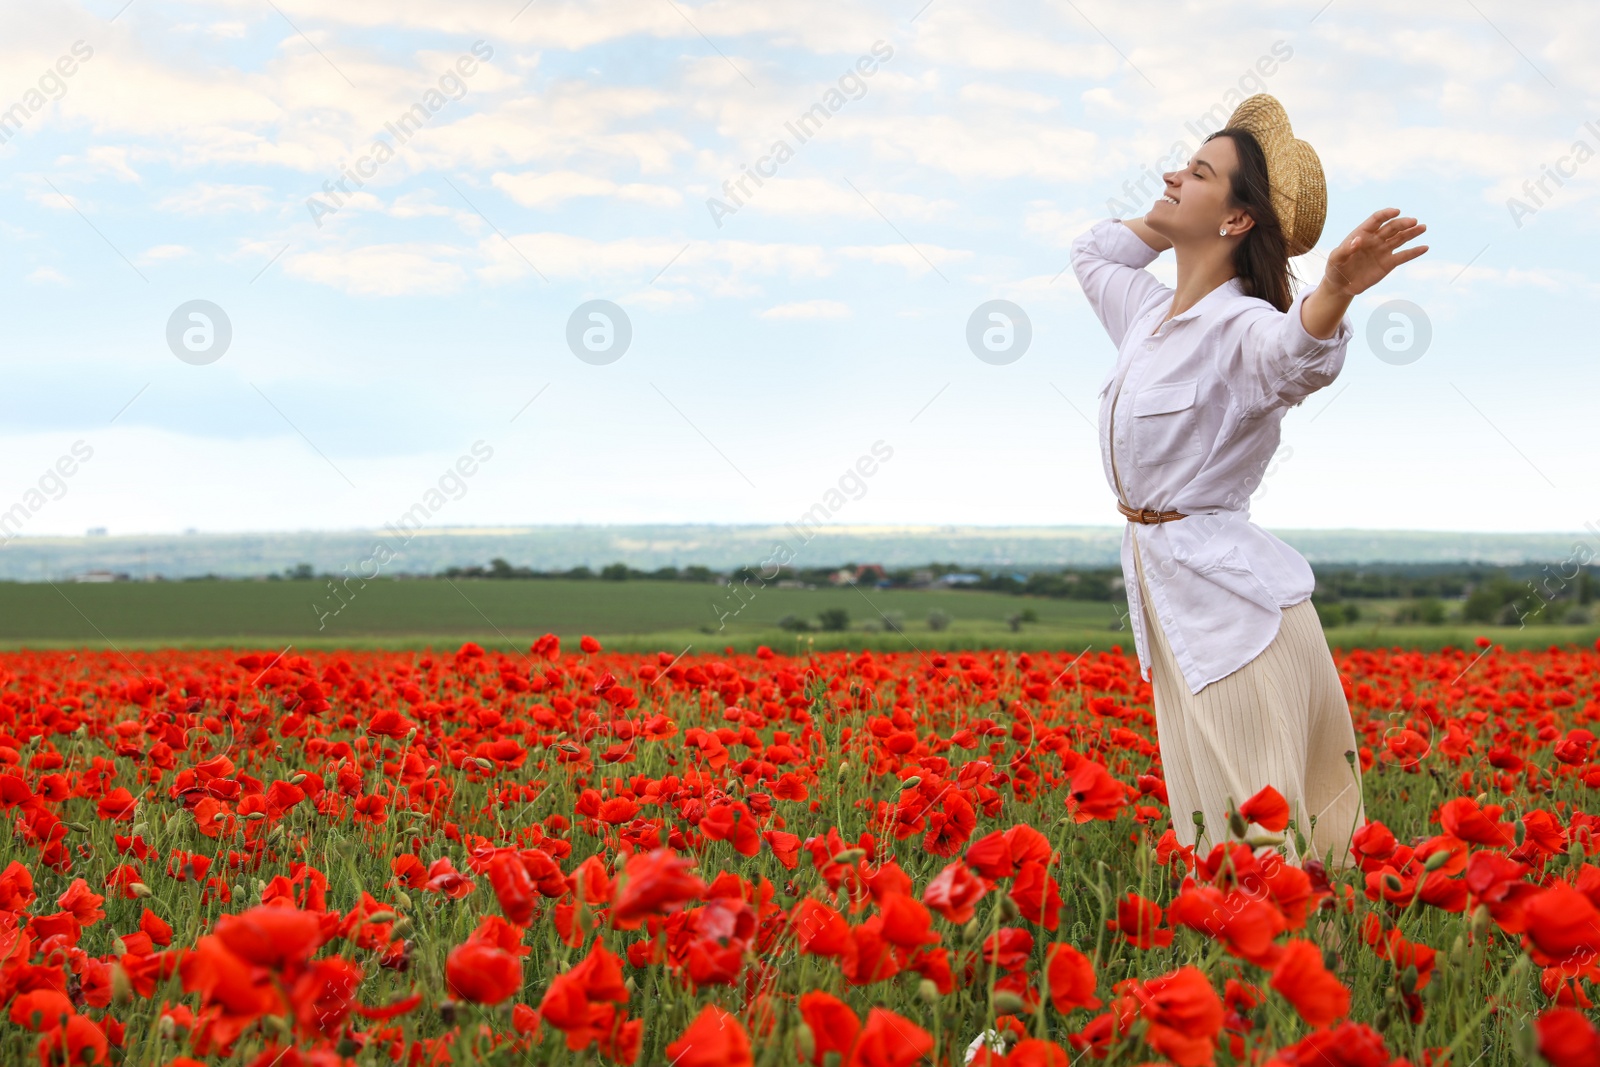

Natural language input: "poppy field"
[0,634,1598,1067]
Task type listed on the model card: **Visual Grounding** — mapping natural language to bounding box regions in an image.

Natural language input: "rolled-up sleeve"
[1233,282,1353,413]
[1069,218,1165,349]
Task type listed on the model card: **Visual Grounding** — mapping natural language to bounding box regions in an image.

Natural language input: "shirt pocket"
[1131,378,1202,467]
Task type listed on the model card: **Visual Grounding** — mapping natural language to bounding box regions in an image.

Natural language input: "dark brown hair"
[1205,127,1295,312]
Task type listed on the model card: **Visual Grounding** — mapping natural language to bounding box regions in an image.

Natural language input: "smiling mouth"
[1156,194,1178,206]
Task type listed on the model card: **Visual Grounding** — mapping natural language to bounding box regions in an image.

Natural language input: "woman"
[1069,94,1427,869]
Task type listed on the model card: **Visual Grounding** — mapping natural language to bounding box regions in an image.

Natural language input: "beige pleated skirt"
[1131,535,1366,869]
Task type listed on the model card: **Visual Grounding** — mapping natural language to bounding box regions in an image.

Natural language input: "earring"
[1219,227,1227,236]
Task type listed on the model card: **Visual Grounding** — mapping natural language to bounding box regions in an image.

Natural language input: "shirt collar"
[1156,275,1248,328]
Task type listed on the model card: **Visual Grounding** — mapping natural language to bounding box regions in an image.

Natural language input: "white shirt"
[1069,217,1354,694]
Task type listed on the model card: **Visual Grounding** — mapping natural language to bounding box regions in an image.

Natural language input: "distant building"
[85,527,107,537]
[933,572,982,587]
[73,570,128,583]
[828,563,886,586]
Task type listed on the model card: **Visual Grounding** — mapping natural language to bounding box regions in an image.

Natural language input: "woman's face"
[1148,135,1249,243]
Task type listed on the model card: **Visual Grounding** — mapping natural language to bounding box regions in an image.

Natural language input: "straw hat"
[1224,94,1326,257]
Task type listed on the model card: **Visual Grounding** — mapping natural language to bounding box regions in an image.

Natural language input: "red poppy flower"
[666,1004,751,1067]
[213,906,324,971]
[1111,893,1173,950]
[611,848,705,929]
[1536,1008,1600,1067]
[445,939,522,1004]
[1118,966,1224,1067]
[1238,785,1290,832]
[923,861,987,924]
[790,898,852,957]
[1269,939,1350,1027]
[487,852,536,926]
[1046,942,1101,1012]
[877,893,938,948]
[798,991,860,1064]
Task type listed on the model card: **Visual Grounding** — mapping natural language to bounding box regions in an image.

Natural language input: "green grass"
[0,578,1594,656]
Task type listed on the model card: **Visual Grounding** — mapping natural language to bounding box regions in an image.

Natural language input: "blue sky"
[1,0,1597,538]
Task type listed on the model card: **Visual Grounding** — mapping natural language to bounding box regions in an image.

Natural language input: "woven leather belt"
[1118,500,1187,524]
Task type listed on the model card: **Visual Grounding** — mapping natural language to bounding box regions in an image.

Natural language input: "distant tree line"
[261,556,1594,624]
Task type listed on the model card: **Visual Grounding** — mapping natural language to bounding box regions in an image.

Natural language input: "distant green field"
[0,578,1594,657]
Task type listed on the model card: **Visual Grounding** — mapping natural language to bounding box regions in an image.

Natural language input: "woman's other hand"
[1322,208,1428,298]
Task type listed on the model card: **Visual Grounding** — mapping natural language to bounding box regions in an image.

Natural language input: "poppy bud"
[1514,819,1526,846]
[1399,964,1419,994]
[1469,903,1491,937]
[1000,894,1021,923]
[962,918,982,944]
[918,979,940,1004]
[1343,750,1356,765]
[243,812,266,822]
[1474,792,1489,806]
[438,999,460,1026]
[130,882,152,898]
[66,822,91,833]
[158,1016,176,1041]
[392,916,413,936]
[130,822,147,836]
[473,757,495,771]
[899,776,921,791]
[1228,812,1248,839]
[1382,874,1404,894]
[1191,810,1205,829]
[830,847,865,866]
[111,963,132,1005]
[289,773,307,785]
[795,1023,816,1061]
[112,937,127,956]
[396,891,413,909]
[366,910,398,924]
[992,991,1027,1016]
[837,761,850,777]
[1244,827,1284,848]
[1422,850,1450,872]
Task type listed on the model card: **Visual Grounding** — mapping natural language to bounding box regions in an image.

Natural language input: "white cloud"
[156,183,276,214]
[137,244,192,264]
[25,266,67,284]
[758,299,851,319]
[491,169,682,208]
[283,243,467,296]
[958,83,1060,113]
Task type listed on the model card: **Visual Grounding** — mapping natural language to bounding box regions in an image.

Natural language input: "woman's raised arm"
[1069,217,1169,349]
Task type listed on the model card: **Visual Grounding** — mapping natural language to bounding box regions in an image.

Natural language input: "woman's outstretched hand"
[1322,208,1428,298]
